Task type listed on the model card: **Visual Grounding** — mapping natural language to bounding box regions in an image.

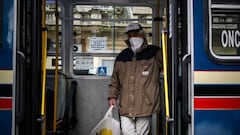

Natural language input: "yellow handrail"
[161,30,170,135]
[41,0,47,134]
[162,31,170,118]
[53,0,59,132]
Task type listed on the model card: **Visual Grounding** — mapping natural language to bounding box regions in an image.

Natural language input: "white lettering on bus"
[235,30,240,47]
[221,30,240,48]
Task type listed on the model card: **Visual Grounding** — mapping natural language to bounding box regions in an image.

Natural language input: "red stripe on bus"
[194,97,240,110]
[0,98,12,109]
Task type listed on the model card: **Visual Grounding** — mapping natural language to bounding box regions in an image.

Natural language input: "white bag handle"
[103,105,114,119]
[90,105,120,135]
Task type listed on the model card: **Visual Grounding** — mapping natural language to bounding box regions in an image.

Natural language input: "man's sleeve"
[108,61,120,100]
[156,50,163,71]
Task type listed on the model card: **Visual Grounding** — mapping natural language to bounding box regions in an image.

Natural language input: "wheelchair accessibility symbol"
[98,66,107,76]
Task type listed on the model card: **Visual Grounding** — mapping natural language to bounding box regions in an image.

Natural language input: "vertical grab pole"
[53,0,59,132]
[156,0,161,134]
[161,30,170,135]
[41,0,47,134]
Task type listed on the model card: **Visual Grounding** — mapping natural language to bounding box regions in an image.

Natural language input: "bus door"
[166,0,193,135]
[47,1,161,134]
[15,1,42,135]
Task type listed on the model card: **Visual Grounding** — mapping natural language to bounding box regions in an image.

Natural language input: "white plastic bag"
[90,105,121,135]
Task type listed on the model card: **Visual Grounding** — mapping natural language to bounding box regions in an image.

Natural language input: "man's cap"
[125,23,143,34]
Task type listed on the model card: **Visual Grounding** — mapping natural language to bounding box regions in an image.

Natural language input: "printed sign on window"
[89,37,107,52]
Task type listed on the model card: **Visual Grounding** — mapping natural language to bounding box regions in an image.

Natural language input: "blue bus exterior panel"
[0,110,12,135]
[193,0,240,135]
[194,97,240,135]
[0,0,13,70]
[195,110,240,135]
[0,0,14,135]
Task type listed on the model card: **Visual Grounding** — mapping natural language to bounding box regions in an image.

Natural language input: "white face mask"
[129,37,144,52]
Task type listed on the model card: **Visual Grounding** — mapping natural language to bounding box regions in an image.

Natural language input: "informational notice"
[88,37,107,52]
[74,57,93,70]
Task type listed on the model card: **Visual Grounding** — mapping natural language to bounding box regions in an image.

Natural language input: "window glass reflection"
[211,9,240,56]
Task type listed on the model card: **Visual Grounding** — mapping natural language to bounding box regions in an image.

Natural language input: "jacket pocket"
[140,60,153,71]
[140,60,153,79]
[142,93,152,106]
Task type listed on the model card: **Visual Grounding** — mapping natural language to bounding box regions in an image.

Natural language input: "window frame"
[208,2,240,64]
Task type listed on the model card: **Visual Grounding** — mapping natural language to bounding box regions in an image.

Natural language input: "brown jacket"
[108,40,163,118]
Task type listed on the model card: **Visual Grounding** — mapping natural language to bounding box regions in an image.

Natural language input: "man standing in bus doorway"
[108,23,163,135]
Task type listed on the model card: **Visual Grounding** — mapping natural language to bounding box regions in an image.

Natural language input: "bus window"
[209,5,240,62]
[72,5,153,76]
[45,3,62,70]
